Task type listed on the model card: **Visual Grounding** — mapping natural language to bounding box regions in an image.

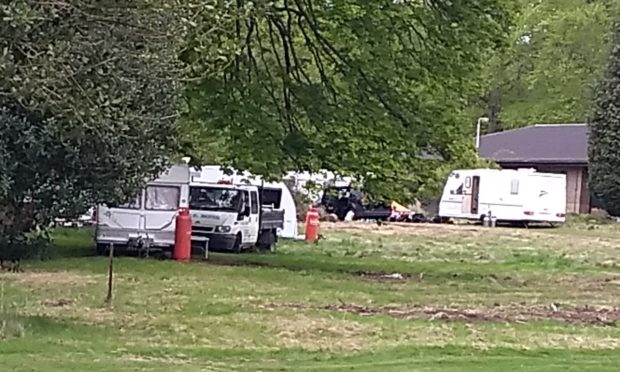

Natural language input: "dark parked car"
[320,186,392,221]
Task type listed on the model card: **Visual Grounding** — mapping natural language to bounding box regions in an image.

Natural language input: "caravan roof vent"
[517,168,536,173]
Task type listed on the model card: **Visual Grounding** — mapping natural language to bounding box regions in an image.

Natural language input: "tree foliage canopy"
[474,0,619,132]
[589,21,620,216]
[182,0,515,201]
[0,1,186,256]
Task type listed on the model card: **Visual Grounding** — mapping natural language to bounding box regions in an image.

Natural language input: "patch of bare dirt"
[43,298,74,307]
[321,221,514,239]
[120,354,195,366]
[202,259,270,268]
[272,314,377,351]
[0,271,100,286]
[263,302,620,327]
[351,271,418,282]
[204,260,420,282]
[27,303,141,326]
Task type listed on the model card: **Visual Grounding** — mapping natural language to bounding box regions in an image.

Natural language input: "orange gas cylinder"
[305,207,320,243]
[174,208,192,262]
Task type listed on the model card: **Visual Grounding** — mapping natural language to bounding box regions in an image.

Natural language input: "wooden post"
[105,243,114,306]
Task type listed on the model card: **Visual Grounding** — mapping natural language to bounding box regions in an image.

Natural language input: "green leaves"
[589,21,620,216]
[477,0,619,130]
[183,0,514,202]
[0,1,188,255]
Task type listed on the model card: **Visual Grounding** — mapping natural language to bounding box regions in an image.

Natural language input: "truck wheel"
[232,234,242,254]
[256,231,276,253]
[268,231,277,254]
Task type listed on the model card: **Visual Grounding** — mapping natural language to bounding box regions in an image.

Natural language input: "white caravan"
[438,168,567,224]
[95,165,190,254]
[190,166,298,239]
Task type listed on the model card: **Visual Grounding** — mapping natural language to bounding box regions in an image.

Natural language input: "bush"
[589,22,620,216]
[0,2,185,260]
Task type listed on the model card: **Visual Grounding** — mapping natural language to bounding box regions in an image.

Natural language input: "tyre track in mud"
[262,302,620,327]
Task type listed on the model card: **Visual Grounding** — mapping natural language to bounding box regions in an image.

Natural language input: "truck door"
[248,190,260,243]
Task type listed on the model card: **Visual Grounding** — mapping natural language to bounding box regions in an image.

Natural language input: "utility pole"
[476,117,490,156]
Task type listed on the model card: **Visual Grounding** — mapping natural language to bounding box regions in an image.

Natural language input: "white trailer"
[438,168,567,224]
[95,164,190,255]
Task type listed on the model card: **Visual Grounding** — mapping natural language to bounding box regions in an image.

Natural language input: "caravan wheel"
[96,244,108,256]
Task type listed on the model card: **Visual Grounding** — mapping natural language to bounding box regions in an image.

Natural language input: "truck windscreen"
[189,186,242,212]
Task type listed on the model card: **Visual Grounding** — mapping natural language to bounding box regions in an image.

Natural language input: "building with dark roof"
[479,123,590,214]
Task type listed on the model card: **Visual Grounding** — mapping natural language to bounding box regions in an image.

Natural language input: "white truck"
[189,181,284,253]
[438,168,567,225]
[191,165,299,239]
[95,164,190,255]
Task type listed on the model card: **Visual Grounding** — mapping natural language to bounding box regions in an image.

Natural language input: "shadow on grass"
[202,242,588,284]
[48,227,96,258]
[36,228,600,283]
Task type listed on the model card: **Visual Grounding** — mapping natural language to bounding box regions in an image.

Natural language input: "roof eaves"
[478,126,533,139]
[533,123,587,127]
[491,158,587,164]
[479,123,588,140]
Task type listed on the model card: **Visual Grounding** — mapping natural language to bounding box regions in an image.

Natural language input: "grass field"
[2,219,620,371]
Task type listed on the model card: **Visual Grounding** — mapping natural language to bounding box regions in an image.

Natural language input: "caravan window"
[145,186,180,211]
[454,184,464,195]
[510,179,519,195]
[117,194,141,209]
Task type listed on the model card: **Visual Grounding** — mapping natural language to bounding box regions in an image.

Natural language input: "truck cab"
[189,181,283,252]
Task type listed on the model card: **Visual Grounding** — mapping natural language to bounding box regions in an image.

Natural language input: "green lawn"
[2,221,620,371]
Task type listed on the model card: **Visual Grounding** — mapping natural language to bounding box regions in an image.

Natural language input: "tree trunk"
[486,85,502,134]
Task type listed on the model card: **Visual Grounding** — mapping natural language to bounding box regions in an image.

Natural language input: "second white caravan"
[438,168,567,224]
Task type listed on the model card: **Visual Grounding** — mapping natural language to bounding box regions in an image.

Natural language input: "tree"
[589,21,620,216]
[474,0,619,131]
[0,1,186,261]
[182,0,515,201]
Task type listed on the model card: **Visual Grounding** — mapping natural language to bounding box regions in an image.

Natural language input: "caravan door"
[459,175,480,216]
[470,176,480,215]
[143,184,182,231]
[461,175,472,214]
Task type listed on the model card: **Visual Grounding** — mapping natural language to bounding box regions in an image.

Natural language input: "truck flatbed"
[260,207,285,230]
